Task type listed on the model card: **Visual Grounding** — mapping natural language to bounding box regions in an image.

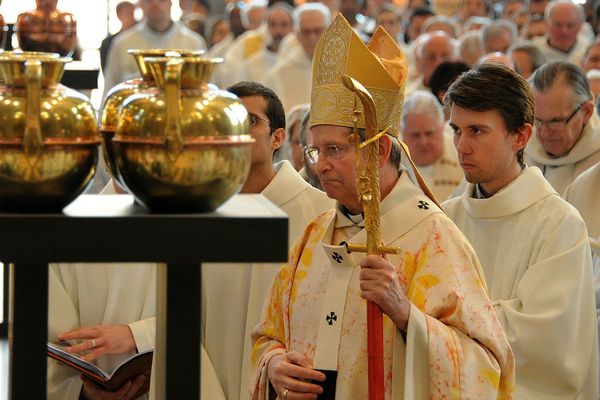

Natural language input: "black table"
[61,62,100,90]
[0,194,288,399]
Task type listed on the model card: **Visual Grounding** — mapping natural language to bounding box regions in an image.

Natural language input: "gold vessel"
[114,56,253,212]
[100,49,204,187]
[0,53,100,211]
[15,0,77,57]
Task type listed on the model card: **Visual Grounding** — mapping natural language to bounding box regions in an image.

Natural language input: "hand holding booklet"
[47,342,152,396]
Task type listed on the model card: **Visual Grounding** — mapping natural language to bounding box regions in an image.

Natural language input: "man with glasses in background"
[201,81,332,400]
[526,60,600,193]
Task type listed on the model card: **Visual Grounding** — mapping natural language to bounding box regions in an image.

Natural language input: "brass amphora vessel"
[15,0,77,57]
[0,54,100,211]
[100,49,204,187]
[114,56,253,212]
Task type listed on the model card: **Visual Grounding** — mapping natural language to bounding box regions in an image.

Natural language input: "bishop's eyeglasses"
[304,143,354,164]
[534,103,583,130]
[248,113,272,128]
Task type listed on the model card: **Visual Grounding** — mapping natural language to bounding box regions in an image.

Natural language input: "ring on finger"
[281,388,289,399]
[91,339,96,348]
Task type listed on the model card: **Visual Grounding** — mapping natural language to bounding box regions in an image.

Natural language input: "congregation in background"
[43,0,600,398]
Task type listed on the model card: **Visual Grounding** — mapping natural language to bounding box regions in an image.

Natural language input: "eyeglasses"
[534,103,583,130]
[304,143,354,164]
[248,113,272,128]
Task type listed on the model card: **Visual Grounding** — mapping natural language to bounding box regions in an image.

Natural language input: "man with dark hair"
[404,7,434,43]
[99,1,137,71]
[527,60,600,193]
[202,81,332,400]
[443,62,599,399]
[428,60,470,104]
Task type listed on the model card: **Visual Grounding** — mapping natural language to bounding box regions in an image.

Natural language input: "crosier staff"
[341,75,398,400]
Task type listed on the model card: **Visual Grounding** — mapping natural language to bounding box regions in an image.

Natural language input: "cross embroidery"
[332,252,343,263]
[418,200,429,210]
[326,312,337,325]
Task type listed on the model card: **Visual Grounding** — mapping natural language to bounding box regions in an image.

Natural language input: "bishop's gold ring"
[281,388,289,399]
[91,339,97,348]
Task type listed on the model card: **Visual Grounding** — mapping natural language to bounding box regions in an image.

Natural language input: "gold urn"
[15,0,77,57]
[100,49,204,188]
[113,56,253,212]
[0,53,100,211]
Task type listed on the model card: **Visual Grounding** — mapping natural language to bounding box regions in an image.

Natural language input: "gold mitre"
[310,14,408,137]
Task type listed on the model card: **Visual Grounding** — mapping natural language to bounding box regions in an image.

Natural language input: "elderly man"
[407,30,459,94]
[263,3,331,111]
[482,19,518,53]
[581,38,600,72]
[532,0,590,65]
[202,81,332,400]
[444,61,598,400]
[527,61,600,193]
[251,15,514,400]
[238,3,295,84]
[401,91,462,200]
[103,0,206,95]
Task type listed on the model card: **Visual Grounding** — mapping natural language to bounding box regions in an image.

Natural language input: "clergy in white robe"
[103,20,206,96]
[563,161,600,238]
[531,0,590,66]
[527,61,600,194]
[444,62,599,399]
[47,182,156,400]
[262,3,331,112]
[202,160,333,400]
[262,46,312,112]
[202,79,334,400]
[48,262,156,400]
[531,35,588,65]
[252,15,514,400]
[401,91,462,201]
[444,167,599,399]
[241,48,278,84]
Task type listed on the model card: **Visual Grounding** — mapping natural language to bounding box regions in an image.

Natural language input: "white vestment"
[532,35,589,65]
[213,26,269,88]
[526,112,600,194]
[48,263,156,400]
[276,33,301,61]
[202,160,333,400]
[263,46,312,112]
[564,162,600,238]
[404,74,427,96]
[103,21,206,96]
[241,48,278,84]
[207,33,234,59]
[444,166,599,399]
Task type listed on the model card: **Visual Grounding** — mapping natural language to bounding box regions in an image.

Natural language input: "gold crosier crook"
[341,75,398,400]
